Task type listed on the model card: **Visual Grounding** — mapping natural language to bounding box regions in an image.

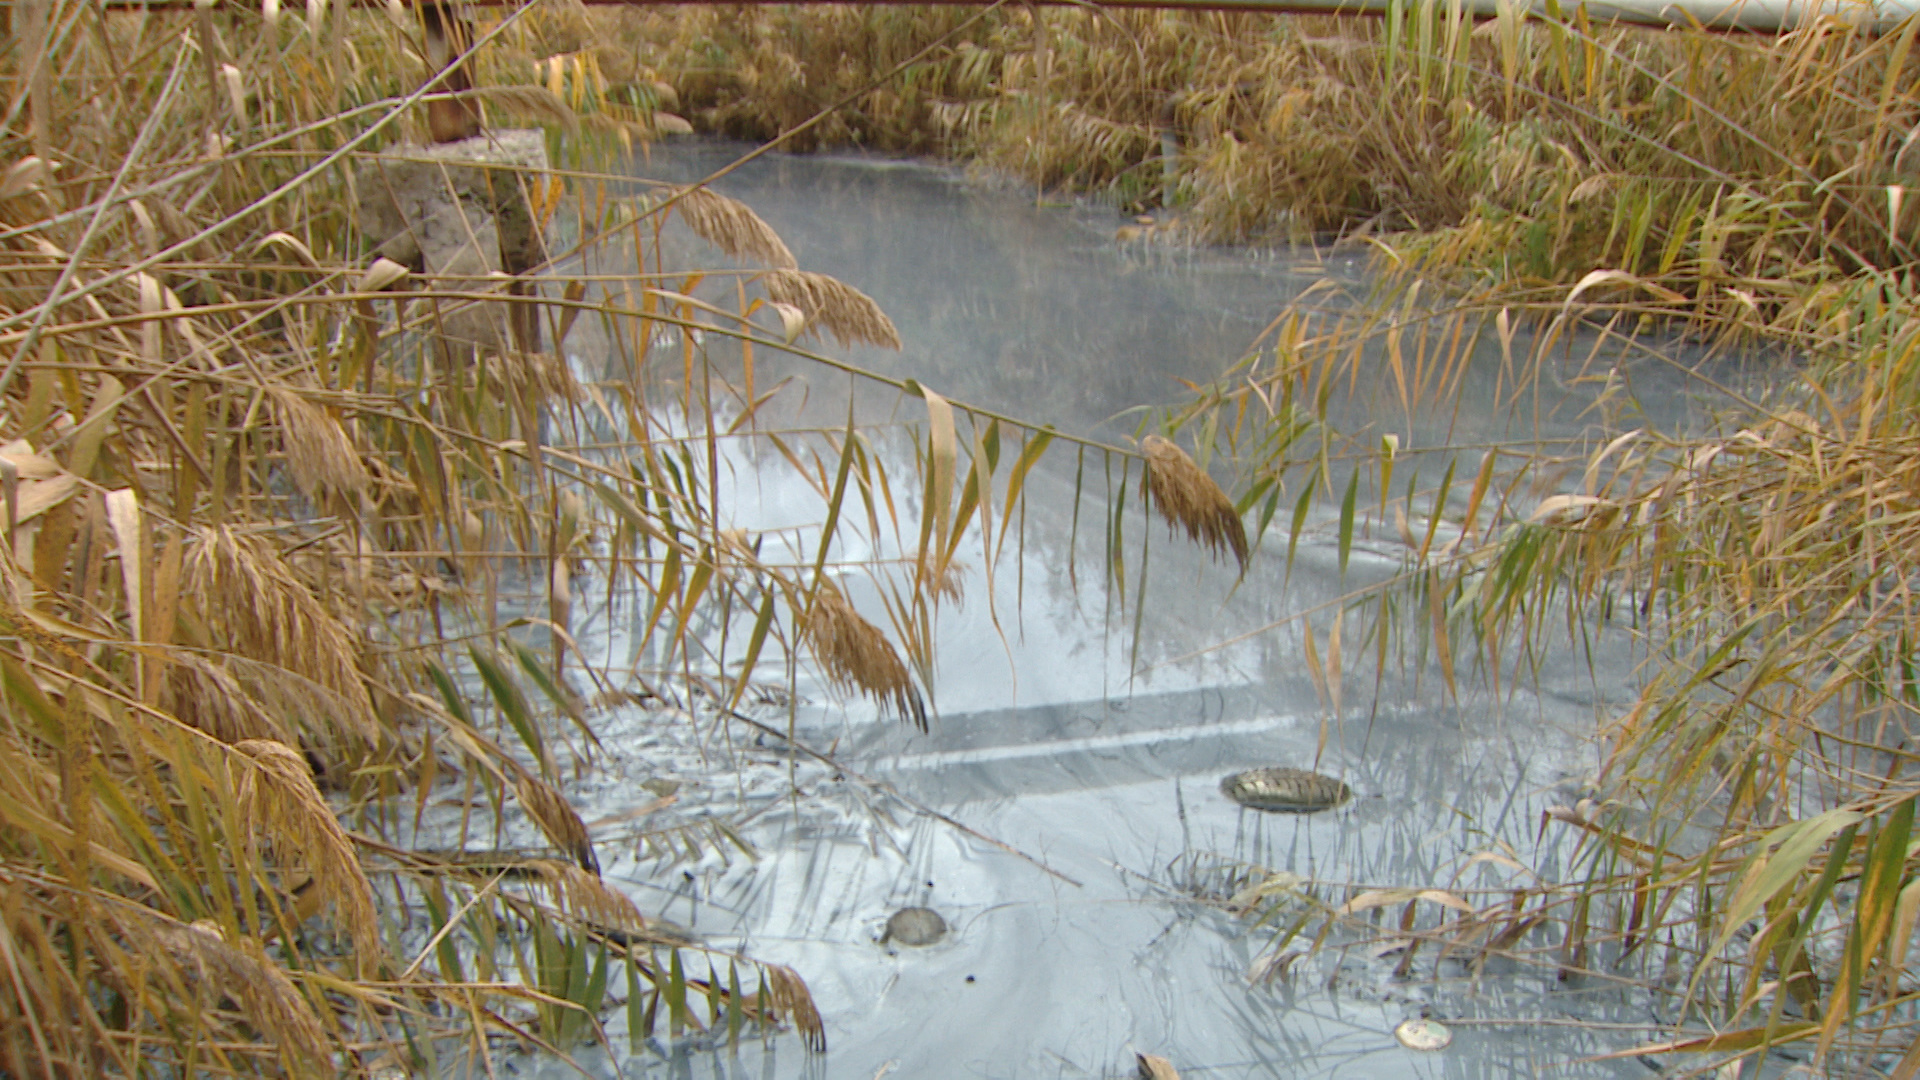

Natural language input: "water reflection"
[505,143,1762,1078]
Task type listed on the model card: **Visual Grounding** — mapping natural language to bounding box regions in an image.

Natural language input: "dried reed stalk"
[804,578,926,731]
[765,963,826,1052]
[674,186,798,270]
[762,269,903,350]
[1141,435,1247,571]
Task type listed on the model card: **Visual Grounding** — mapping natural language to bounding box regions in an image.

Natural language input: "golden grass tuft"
[183,527,382,751]
[512,767,600,873]
[762,269,903,350]
[804,579,927,731]
[0,878,331,1076]
[1141,435,1247,571]
[146,915,333,1071]
[526,859,648,934]
[229,739,381,959]
[271,387,371,502]
[674,186,798,270]
[162,656,294,746]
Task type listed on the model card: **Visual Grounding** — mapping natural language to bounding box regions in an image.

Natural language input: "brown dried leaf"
[1137,1053,1181,1080]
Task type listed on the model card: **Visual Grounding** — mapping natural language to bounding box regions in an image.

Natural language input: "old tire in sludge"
[881,907,947,947]
[1220,767,1352,812]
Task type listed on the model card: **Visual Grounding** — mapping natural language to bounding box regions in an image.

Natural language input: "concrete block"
[355,129,549,355]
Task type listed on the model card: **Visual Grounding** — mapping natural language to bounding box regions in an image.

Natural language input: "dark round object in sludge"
[1220,767,1352,812]
[881,906,947,947]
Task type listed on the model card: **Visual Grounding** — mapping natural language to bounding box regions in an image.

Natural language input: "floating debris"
[1136,1052,1180,1079]
[1220,767,1352,812]
[881,907,947,947]
[1394,1018,1452,1051]
[1246,949,1305,985]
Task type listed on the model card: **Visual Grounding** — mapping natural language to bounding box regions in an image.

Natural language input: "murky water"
[483,143,1774,1079]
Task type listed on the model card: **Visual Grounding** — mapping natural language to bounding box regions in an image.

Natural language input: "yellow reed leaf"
[104,488,144,642]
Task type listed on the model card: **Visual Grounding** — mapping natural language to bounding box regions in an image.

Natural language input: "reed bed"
[0,1,955,1071]
[1128,273,1920,1070]
[629,4,1920,334]
[1,0,1259,1071]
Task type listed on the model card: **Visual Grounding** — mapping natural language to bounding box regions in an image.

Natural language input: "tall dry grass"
[0,0,970,1070]
[9,0,1916,1073]
[635,5,1920,333]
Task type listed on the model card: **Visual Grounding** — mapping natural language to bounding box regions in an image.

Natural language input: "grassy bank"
[0,3,868,1073]
[617,4,1919,340]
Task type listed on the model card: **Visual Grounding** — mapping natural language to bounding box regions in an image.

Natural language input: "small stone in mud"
[1220,767,1352,812]
[880,907,947,947]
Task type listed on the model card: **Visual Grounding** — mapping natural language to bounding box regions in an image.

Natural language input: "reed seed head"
[271,387,371,502]
[229,738,381,959]
[763,269,903,351]
[513,766,600,872]
[674,185,798,270]
[805,579,927,731]
[1142,435,1248,571]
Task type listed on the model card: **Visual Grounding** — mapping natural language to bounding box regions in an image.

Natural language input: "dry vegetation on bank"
[623,4,1920,334]
[0,2,876,1073]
